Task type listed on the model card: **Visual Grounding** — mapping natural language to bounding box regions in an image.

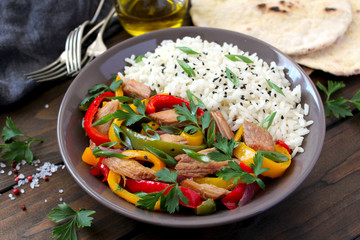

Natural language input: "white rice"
[121,36,313,157]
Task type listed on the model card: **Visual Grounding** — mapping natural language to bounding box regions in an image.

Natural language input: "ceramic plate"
[57,27,325,228]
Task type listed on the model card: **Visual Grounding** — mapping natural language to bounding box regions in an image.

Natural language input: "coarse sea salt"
[0,162,6,168]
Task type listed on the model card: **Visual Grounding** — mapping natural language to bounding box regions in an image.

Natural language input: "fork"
[24,0,105,81]
[77,7,116,72]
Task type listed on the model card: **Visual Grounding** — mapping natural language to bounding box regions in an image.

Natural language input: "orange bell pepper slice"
[82,147,99,166]
[180,130,203,146]
[121,150,166,172]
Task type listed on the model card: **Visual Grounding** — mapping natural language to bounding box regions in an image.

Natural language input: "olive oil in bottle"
[114,0,188,36]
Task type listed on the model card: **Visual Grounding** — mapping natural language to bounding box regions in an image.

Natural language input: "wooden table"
[1,21,360,240]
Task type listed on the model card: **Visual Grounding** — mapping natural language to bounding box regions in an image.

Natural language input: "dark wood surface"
[1,21,360,240]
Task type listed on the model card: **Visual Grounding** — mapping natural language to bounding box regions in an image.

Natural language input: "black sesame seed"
[281,115,284,120]
[215,86,219,89]
[170,148,175,151]
[144,155,148,159]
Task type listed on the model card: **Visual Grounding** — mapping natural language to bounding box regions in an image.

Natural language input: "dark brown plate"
[57,26,325,228]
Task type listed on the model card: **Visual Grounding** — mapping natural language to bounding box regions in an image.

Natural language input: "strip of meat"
[94,100,119,135]
[103,157,156,180]
[180,179,230,200]
[243,120,275,151]
[122,79,151,100]
[210,111,234,140]
[148,109,180,126]
[175,149,235,177]
[160,133,189,145]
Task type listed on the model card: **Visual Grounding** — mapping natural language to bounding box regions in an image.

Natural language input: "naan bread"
[190,0,352,55]
[293,0,360,76]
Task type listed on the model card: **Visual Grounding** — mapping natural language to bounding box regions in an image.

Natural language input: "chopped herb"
[186,91,206,110]
[143,145,177,167]
[260,111,277,130]
[106,96,134,102]
[112,124,133,149]
[92,143,127,158]
[225,67,239,87]
[207,133,240,161]
[137,168,188,213]
[176,46,200,54]
[216,152,269,189]
[182,148,211,163]
[225,54,254,63]
[0,117,43,163]
[266,79,285,97]
[135,54,145,63]
[142,123,160,140]
[257,151,289,162]
[177,59,196,77]
[316,81,360,118]
[158,126,182,135]
[48,202,95,240]
[79,77,122,111]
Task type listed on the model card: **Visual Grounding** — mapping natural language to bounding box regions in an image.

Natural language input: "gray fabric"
[0,0,113,109]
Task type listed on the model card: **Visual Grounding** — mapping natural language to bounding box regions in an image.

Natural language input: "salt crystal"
[20,189,25,193]
[45,104,49,108]
[0,170,4,174]
[18,173,25,179]
[62,165,66,169]
[21,160,27,165]
[45,199,47,203]
[8,171,12,176]
[59,197,63,202]
[0,162,6,168]
[9,194,15,200]
[15,164,21,170]
[59,189,64,193]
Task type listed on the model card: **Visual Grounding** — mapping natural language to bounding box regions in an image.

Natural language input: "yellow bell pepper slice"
[193,177,235,190]
[107,170,161,210]
[121,150,166,172]
[108,119,124,149]
[180,130,203,146]
[140,121,160,135]
[234,125,243,142]
[234,142,291,178]
[115,75,124,97]
[81,147,99,166]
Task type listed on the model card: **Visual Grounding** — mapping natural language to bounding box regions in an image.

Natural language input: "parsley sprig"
[92,99,151,127]
[174,94,216,147]
[216,153,269,189]
[137,168,188,213]
[316,81,360,118]
[48,202,95,240]
[79,77,122,111]
[0,117,42,163]
[207,133,240,161]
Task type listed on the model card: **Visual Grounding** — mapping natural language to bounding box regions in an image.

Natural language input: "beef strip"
[242,120,275,151]
[122,79,151,100]
[103,157,156,180]
[148,109,181,126]
[175,149,236,177]
[160,133,189,145]
[210,111,235,139]
[94,100,119,135]
[180,179,230,200]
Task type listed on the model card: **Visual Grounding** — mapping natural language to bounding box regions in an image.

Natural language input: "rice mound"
[122,36,313,157]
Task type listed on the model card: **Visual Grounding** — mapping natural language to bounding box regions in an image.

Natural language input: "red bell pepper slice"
[84,91,115,145]
[276,140,291,154]
[221,183,246,210]
[126,179,169,193]
[125,179,202,209]
[91,157,110,182]
[145,94,204,116]
[240,162,253,173]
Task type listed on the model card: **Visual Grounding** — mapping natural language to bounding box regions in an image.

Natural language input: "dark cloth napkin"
[0,0,113,110]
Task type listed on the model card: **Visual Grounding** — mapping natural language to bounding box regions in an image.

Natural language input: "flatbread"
[293,0,360,76]
[190,0,352,55]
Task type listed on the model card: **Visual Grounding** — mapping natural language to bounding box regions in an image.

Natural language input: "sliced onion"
[238,183,256,207]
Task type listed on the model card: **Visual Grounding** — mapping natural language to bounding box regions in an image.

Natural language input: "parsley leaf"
[48,202,95,240]
[0,117,42,163]
[79,77,122,111]
[316,81,360,118]
[137,168,188,213]
[207,133,240,161]
[216,153,269,189]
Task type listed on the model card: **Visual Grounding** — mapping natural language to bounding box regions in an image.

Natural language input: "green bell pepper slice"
[193,199,216,215]
[120,126,206,157]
